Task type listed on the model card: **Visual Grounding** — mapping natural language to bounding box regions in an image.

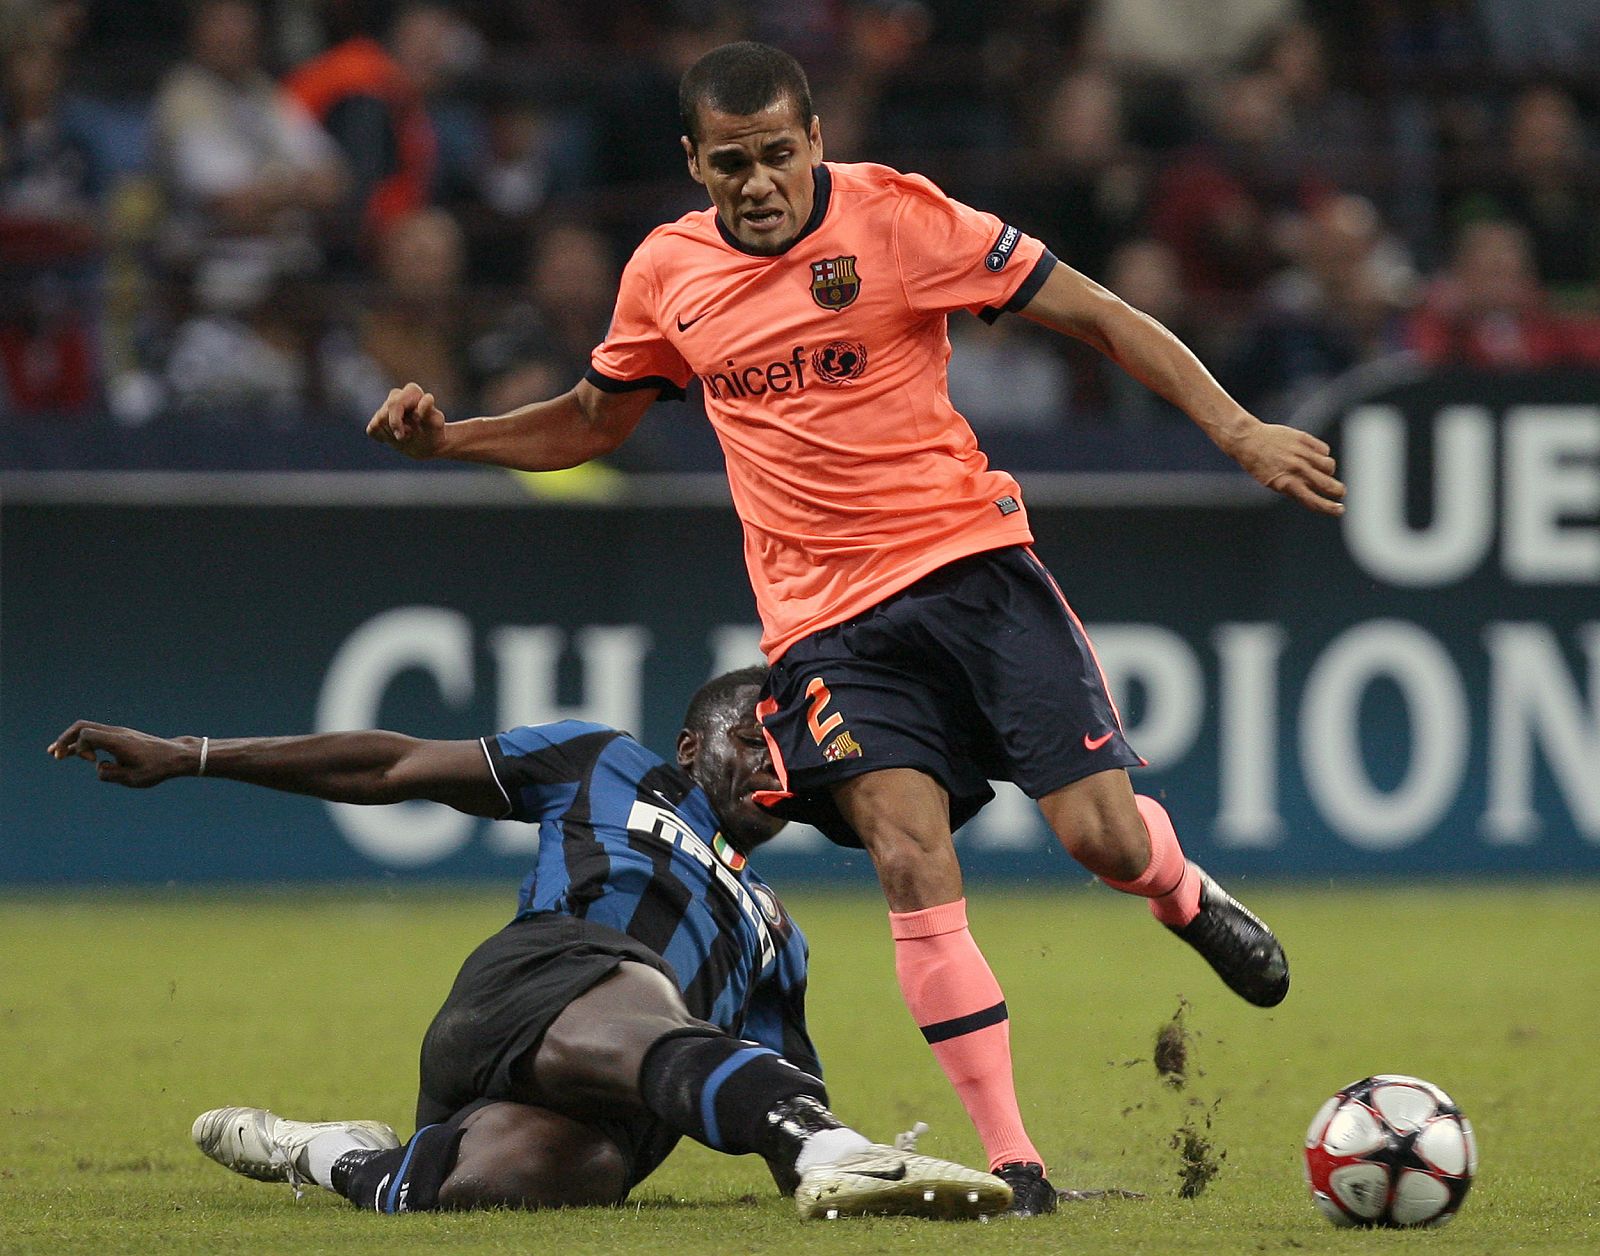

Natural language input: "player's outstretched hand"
[1229,422,1346,516]
[367,382,447,459]
[47,720,196,788]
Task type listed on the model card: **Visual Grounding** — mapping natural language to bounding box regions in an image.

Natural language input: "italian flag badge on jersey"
[712,833,746,871]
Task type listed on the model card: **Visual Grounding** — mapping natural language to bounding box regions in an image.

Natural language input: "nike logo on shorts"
[1083,731,1114,751]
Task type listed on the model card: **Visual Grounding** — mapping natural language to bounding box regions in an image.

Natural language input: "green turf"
[2,883,1596,1254]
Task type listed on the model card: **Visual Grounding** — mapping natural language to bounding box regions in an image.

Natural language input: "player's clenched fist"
[367,382,446,459]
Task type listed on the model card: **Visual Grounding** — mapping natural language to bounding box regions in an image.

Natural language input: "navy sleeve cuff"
[978,250,1059,324]
[583,366,687,402]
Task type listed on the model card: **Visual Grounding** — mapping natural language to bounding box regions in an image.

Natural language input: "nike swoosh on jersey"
[676,310,711,331]
[1083,731,1114,751]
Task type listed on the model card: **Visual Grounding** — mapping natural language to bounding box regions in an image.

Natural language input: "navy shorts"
[756,545,1143,848]
[415,914,681,1191]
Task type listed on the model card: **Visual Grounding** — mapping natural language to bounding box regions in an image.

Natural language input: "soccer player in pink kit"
[369,42,1345,1215]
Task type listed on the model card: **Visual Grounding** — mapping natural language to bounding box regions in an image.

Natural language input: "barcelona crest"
[810,255,861,310]
[823,730,863,761]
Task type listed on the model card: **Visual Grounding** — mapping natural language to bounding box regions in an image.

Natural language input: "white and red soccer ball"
[1304,1075,1477,1228]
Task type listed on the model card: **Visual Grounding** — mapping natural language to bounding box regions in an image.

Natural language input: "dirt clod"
[1171,1121,1224,1198]
[1153,998,1191,1088]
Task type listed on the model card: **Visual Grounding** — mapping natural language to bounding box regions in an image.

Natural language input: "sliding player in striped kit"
[368,41,1345,1215]
[50,670,1008,1220]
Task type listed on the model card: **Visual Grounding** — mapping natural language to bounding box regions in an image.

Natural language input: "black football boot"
[1167,864,1290,1007]
[995,1161,1058,1216]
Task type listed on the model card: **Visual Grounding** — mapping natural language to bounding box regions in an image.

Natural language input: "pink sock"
[1100,795,1203,927]
[889,898,1044,1173]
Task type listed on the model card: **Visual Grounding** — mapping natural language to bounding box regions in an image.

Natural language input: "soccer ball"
[1303,1075,1476,1228]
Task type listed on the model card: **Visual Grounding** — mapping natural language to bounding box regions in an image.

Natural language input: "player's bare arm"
[365,379,657,472]
[1019,264,1346,517]
[48,721,504,816]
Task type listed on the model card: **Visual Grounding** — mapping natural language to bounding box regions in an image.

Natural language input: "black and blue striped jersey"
[481,721,819,1076]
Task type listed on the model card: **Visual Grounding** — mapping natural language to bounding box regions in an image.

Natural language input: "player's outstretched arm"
[48,721,505,816]
[366,379,657,472]
[1018,264,1346,516]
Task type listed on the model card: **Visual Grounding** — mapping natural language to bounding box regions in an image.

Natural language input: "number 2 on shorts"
[805,677,843,744]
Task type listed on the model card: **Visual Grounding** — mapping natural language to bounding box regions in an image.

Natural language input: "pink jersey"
[589,161,1055,660]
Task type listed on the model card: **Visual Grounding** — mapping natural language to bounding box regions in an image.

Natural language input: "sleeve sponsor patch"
[985,224,1021,272]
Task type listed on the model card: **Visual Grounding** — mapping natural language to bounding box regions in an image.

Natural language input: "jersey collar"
[714,164,832,257]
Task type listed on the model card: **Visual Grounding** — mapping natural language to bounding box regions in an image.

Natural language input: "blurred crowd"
[4,0,1600,472]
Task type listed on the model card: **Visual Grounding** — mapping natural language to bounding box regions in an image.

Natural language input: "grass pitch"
[2,883,1596,1254]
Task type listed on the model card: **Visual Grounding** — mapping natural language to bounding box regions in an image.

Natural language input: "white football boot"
[794,1143,1012,1221]
[192,1106,399,1192]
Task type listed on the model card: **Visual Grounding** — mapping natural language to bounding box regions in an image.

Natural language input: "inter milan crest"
[809,255,861,310]
[748,881,787,928]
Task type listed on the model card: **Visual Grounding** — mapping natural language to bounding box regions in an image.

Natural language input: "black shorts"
[414,914,682,1191]
[757,545,1143,848]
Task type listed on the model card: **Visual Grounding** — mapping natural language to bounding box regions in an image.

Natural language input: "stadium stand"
[4,0,1600,471]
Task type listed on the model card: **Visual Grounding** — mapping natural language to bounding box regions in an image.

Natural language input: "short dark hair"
[678,41,813,144]
[682,666,767,733]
